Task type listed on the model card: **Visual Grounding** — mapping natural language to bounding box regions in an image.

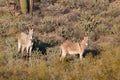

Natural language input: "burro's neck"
[28,33,33,40]
[80,40,87,48]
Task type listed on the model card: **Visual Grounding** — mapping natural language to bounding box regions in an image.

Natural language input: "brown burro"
[17,28,34,56]
[60,36,88,61]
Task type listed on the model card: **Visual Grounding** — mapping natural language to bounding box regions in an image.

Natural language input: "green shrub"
[111,24,120,36]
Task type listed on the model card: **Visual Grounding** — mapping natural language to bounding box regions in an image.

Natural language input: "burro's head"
[83,36,89,46]
[29,28,34,40]
[29,28,33,35]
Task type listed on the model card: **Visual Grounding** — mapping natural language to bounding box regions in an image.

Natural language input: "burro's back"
[60,36,88,61]
[17,29,33,56]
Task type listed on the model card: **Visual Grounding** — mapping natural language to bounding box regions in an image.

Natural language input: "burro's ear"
[31,28,34,33]
[29,28,34,35]
[84,36,89,41]
[31,28,33,32]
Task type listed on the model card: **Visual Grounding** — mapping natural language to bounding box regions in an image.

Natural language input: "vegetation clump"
[0,0,120,80]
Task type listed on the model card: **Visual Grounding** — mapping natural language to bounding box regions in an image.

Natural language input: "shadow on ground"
[32,38,55,55]
[83,48,100,57]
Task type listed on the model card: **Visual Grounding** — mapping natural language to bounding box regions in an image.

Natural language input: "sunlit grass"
[0,0,120,79]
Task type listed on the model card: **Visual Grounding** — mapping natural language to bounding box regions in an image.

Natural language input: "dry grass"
[0,0,120,80]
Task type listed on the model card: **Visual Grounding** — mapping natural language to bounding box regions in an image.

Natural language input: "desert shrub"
[40,15,68,28]
[55,26,77,41]
[0,10,7,17]
[111,24,120,36]
[38,24,55,33]
[0,23,9,37]
[1,12,15,20]
[95,23,109,35]
[0,53,8,66]
[65,9,80,22]
[4,37,17,51]
[108,9,120,17]
[42,35,59,46]
[0,0,6,7]
[110,35,120,47]
[59,0,96,9]
[46,47,60,60]
[0,0,120,80]
[7,26,18,36]
[31,15,41,25]
[14,22,29,31]
[19,14,33,23]
[47,3,65,14]
[100,8,120,18]
[39,16,60,33]
[59,0,109,11]
[80,12,99,32]
[89,31,98,41]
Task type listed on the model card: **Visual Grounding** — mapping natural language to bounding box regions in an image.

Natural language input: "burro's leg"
[29,46,32,57]
[26,46,29,54]
[29,42,33,56]
[79,52,83,60]
[21,45,25,56]
[26,45,30,57]
[60,48,67,61]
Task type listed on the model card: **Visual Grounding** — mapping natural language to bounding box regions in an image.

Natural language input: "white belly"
[68,51,80,55]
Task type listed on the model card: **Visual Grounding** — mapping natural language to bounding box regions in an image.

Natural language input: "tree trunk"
[29,0,33,14]
[19,0,28,14]
[5,0,10,7]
